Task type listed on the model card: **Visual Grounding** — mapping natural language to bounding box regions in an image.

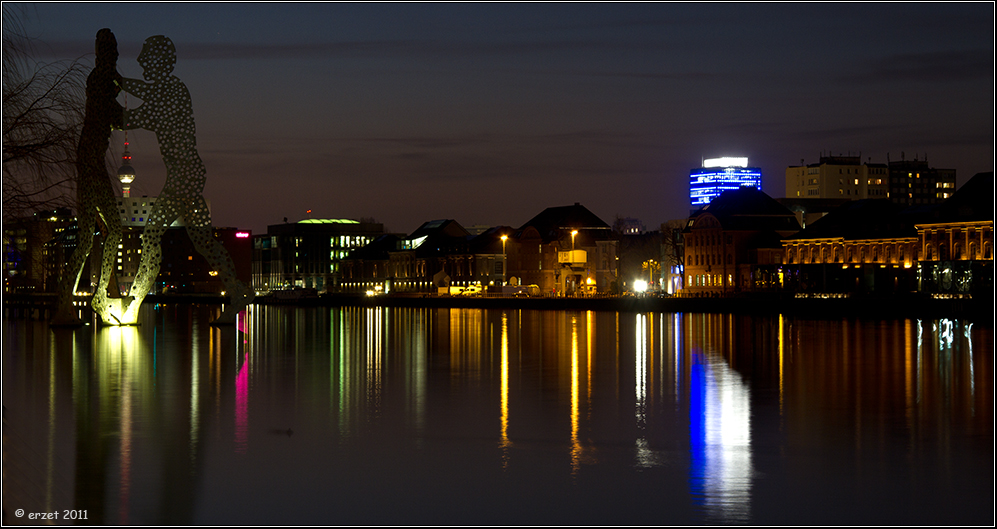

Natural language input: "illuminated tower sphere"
[117,139,136,198]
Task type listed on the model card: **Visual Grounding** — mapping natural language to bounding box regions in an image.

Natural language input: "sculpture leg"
[92,208,126,325]
[119,200,176,324]
[52,212,97,326]
[187,223,254,325]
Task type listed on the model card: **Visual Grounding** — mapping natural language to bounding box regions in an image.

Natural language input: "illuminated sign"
[235,232,250,238]
[703,157,748,168]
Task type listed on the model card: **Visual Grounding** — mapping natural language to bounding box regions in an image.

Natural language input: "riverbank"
[252,292,994,323]
[5,291,992,323]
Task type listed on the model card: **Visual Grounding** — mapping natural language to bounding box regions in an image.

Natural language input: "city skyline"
[14,2,995,234]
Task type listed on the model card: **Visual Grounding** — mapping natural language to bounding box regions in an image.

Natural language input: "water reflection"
[686,316,753,523]
[3,306,992,525]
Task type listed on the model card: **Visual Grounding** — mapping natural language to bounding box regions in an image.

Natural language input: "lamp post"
[501,235,508,285]
[571,230,578,251]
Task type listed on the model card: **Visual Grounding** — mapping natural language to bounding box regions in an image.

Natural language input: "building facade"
[339,220,510,295]
[785,155,888,200]
[3,208,77,293]
[914,172,993,297]
[683,187,800,295]
[781,173,994,297]
[781,200,920,295]
[253,219,384,294]
[506,203,618,296]
[154,227,253,294]
[887,156,956,207]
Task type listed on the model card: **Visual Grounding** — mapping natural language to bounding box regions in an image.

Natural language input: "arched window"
[834,247,840,263]
[954,243,962,259]
[970,242,978,259]
[939,243,949,261]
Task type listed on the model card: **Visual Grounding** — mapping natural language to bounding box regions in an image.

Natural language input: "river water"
[3,305,993,525]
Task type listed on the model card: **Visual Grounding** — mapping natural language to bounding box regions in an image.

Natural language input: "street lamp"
[571,230,578,250]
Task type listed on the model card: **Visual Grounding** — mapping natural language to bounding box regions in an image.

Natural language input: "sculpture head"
[94,28,118,64]
[137,35,176,81]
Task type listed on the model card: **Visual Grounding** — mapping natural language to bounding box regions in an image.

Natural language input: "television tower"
[117,133,136,198]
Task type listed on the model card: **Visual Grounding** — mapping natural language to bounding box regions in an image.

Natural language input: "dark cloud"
[394,152,429,160]
[40,36,664,63]
[553,69,718,81]
[844,49,994,83]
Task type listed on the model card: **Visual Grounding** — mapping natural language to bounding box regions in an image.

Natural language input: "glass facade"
[689,166,762,206]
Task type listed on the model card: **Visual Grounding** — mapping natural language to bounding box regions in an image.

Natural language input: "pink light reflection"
[235,352,249,454]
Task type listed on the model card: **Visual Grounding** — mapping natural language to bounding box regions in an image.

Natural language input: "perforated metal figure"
[118,35,253,325]
[52,28,126,326]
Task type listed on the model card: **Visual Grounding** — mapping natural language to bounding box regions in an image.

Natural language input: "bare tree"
[3,5,86,222]
[660,219,687,292]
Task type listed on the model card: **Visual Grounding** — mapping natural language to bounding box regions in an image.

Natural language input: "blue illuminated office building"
[690,157,763,207]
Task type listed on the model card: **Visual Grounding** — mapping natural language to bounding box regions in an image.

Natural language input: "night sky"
[16,3,995,234]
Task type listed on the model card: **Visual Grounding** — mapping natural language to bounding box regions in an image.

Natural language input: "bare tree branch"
[3,4,87,221]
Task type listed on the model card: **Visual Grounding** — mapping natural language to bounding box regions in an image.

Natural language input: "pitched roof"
[691,187,800,232]
[788,199,917,241]
[518,203,611,242]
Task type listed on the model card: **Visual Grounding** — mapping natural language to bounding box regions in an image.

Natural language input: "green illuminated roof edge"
[298,219,360,224]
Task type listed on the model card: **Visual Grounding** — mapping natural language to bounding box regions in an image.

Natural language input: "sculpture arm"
[122,106,148,131]
[120,77,149,99]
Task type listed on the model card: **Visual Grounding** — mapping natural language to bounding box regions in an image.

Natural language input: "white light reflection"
[408,309,427,446]
[688,338,753,523]
[366,307,383,419]
[965,323,974,401]
[190,320,200,470]
[674,313,681,403]
[634,314,660,468]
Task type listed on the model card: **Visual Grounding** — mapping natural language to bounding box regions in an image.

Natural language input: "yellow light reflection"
[106,326,140,524]
[500,312,511,467]
[46,337,56,516]
[570,316,581,475]
[905,319,913,425]
[587,311,594,416]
